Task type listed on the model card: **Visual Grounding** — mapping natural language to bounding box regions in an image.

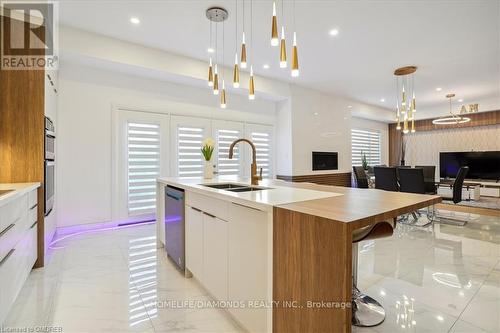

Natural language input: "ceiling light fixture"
[436,87,442,92]
[458,98,463,102]
[432,94,471,125]
[213,64,219,95]
[329,29,339,36]
[220,80,227,108]
[240,1,247,68]
[290,0,299,77]
[249,65,255,100]
[130,17,140,25]
[208,57,213,87]
[380,98,385,102]
[279,0,287,68]
[207,48,214,53]
[271,1,279,46]
[263,64,270,69]
[394,66,418,134]
[233,0,240,88]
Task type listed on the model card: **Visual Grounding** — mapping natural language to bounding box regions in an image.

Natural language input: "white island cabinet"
[156,177,338,333]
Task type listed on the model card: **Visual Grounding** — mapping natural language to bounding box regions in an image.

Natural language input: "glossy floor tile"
[3,212,500,332]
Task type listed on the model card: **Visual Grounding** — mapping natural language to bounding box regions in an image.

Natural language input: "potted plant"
[361,151,369,171]
[201,138,215,179]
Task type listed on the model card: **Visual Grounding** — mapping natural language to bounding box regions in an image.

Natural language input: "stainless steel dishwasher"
[164,185,185,271]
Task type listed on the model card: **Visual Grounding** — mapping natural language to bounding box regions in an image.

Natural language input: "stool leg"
[352,242,386,327]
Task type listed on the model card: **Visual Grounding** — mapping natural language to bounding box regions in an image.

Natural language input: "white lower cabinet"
[202,213,228,301]
[186,206,203,279]
[227,203,269,333]
[184,193,271,333]
[0,188,38,324]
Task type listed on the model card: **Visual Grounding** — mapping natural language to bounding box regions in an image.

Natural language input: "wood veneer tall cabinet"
[0,15,47,267]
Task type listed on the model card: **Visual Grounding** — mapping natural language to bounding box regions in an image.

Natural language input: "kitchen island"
[156,176,441,333]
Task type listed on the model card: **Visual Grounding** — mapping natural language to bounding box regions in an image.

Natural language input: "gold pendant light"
[271,2,279,46]
[394,66,417,134]
[233,53,240,88]
[279,26,287,68]
[249,65,255,100]
[220,80,227,108]
[208,57,214,86]
[240,32,247,68]
[291,32,299,77]
[213,64,219,95]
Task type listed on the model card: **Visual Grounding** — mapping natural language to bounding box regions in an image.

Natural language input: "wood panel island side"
[156,177,441,333]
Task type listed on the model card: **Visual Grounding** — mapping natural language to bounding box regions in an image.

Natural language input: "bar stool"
[352,219,395,327]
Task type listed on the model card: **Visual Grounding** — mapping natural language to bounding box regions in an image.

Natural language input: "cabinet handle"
[203,212,216,218]
[30,204,38,210]
[231,202,263,212]
[30,221,38,229]
[0,249,15,266]
[0,223,15,238]
[191,207,202,213]
[166,193,182,201]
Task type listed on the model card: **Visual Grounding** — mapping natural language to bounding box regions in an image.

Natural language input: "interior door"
[114,109,169,223]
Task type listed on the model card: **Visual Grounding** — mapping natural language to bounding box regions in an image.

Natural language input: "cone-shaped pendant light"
[249,65,255,100]
[411,116,415,133]
[240,32,247,69]
[279,26,287,68]
[208,57,214,86]
[271,2,279,46]
[213,64,219,95]
[403,114,409,134]
[220,80,227,108]
[396,104,401,130]
[291,32,299,77]
[233,53,240,88]
[411,92,416,113]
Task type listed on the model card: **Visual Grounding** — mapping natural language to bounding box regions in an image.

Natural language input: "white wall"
[56,62,276,227]
[289,86,352,174]
[405,124,500,180]
[351,117,389,166]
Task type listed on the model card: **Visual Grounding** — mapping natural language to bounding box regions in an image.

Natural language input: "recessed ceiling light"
[263,64,270,69]
[380,98,385,102]
[348,105,353,109]
[207,48,214,53]
[436,87,442,92]
[130,17,140,25]
[458,98,464,102]
[313,112,319,116]
[329,29,339,36]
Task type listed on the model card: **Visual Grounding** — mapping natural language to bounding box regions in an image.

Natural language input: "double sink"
[201,183,273,193]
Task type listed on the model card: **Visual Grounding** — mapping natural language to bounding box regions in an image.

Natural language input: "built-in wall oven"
[44,117,55,216]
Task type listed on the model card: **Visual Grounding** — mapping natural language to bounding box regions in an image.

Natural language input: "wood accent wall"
[276,172,352,187]
[389,110,500,166]
[0,16,46,267]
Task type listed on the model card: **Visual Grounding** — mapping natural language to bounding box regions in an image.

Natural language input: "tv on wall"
[439,151,500,181]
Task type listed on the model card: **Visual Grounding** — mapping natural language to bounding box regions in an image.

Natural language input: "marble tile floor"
[3,212,499,333]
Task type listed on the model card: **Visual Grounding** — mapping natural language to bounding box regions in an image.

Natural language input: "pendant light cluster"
[432,94,471,125]
[205,0,301,108]
[270,0,299,76]
[394,66,417,134]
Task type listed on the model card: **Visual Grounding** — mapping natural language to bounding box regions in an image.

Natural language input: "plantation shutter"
[177,126,204,179]
[127,122,160,216]
[351,128,381,167]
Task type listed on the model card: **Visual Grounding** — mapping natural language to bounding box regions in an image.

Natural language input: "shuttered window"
[216,129,241,176]
[127,122,160,216]
[177,126,204,178]
[351,128,381,167]
[250,131,272,179]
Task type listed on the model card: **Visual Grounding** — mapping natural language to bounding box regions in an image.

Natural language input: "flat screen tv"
[440,151,500,181]
[312,151,338,171]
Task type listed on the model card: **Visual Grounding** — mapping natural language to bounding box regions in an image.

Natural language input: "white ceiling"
[58,0,500,117]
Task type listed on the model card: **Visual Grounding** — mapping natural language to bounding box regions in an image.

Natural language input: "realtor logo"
[1,1,58,70]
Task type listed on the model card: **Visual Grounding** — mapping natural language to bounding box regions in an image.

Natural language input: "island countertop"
[157,176,441,228]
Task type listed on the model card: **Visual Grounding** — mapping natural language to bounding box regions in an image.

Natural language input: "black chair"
[396,166,411,182]
[353,166,369,189]
[435,166,470,225]
[374,167,399,191]
[416,165,437,194]
[399,168,425,194]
